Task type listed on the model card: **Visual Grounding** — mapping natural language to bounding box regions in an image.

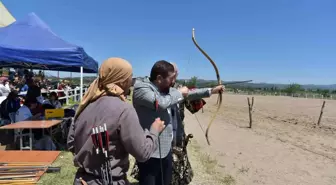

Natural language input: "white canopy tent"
[0,1,15,27]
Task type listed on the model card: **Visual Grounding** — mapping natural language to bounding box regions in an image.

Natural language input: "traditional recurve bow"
[192,28,222,145]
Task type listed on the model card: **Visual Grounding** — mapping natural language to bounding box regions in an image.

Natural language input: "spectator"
[0,91,20,125]
[23,69,29,80]
[8,71,15,82]
[43,92,62,109]
[26,79,41,101]
[17,68,24,78]
[38,70,44,81]
[50,92,62,108]
[0,79,10,96]
[57,81,65,105]
[19,80,29,92]
[15,98,42,122]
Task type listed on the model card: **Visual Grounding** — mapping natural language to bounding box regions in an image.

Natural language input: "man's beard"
[161,87,170,94]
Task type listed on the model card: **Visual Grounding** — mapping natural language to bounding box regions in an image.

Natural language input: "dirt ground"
[183,93,336,185]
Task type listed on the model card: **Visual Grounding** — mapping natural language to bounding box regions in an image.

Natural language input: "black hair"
[42,103,55,110]
[7,90,18,100]
[24,98,37,107]
[49,92,58,100]
[26,78,34,86]
[149,60,175,82]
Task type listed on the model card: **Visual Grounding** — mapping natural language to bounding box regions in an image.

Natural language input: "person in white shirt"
[0,79,10,97]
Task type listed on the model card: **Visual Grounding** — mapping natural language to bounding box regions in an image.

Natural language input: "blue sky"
[2,0,336,84]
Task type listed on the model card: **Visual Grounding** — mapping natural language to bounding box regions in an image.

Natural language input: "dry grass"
[189,141,236,185]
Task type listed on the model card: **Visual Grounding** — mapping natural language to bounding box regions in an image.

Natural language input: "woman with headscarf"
[67,57,165,185]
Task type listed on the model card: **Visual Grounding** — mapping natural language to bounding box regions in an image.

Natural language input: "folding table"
[0,120,62,150]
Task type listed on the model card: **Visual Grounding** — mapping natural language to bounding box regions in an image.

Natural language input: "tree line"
[177,77,336,98]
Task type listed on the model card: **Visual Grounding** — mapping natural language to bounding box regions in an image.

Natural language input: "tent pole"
[80,67,83,101]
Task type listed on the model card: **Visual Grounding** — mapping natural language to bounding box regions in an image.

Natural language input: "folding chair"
[9,113,32,150]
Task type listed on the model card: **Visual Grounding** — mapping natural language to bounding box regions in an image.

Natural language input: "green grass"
[67,98,77,106]
[39,151,77,185]
[39,152,138,185]
[62,98,78,109]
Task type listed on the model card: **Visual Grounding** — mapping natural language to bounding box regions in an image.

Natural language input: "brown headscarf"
[74,57,133,120]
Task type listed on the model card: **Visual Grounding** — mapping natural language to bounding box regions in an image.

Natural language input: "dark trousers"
[138,151,172,185]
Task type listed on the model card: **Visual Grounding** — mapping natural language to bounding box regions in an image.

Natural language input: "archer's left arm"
[186,88,211,101]
[186,85,225,101]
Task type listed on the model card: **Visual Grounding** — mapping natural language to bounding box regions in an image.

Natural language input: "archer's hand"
[151,118,165,133]
[178,86,189,97]
[211,85,225,94]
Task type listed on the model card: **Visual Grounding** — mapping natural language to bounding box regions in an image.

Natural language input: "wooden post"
[317,101,326,126]
[247,97,254,128]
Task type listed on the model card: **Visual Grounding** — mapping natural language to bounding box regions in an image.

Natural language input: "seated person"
[19,81,29,92]
[0,91,20,125]
[43,92,62,109]
[15,98,56,151]
[15,98,42,122]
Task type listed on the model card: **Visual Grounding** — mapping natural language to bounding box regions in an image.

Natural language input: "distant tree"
[176,79,185,85]
[186,76,198,87]
[320,89,330,98]
[207,81,217,88]
[247,87,255,92]
[270,86,278,92]
[284,83,303,95]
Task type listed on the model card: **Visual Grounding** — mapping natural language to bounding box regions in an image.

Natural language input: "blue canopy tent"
[0,12,99,100]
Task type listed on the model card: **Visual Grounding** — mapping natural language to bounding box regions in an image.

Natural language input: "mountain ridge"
[178,78,336,90]
[45,75,336,90]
